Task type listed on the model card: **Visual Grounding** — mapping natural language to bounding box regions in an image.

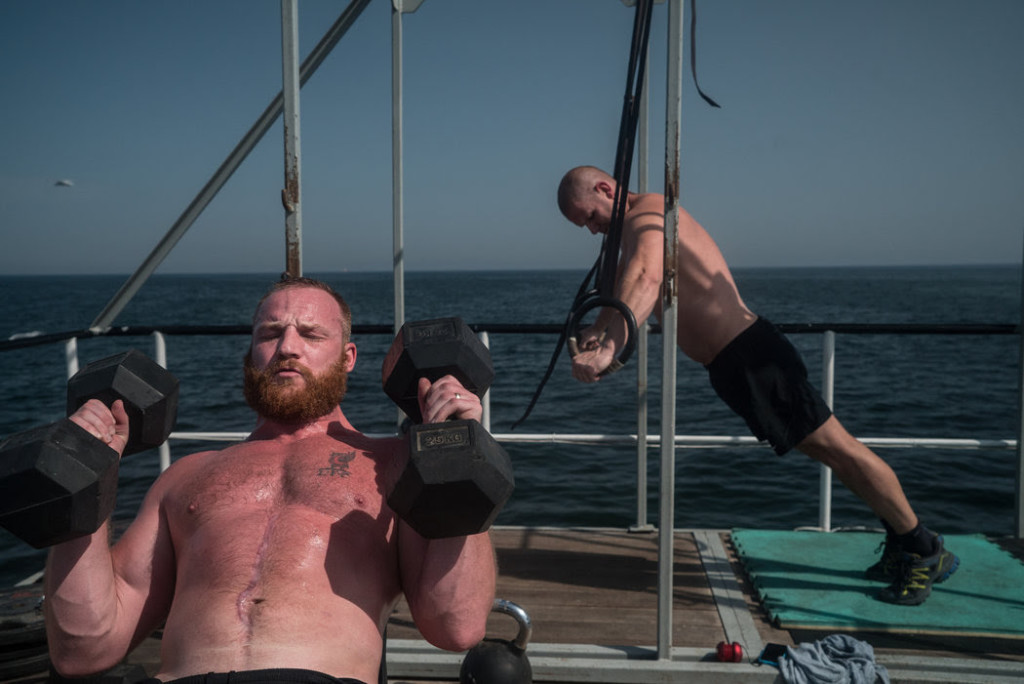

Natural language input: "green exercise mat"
[731,529,1024,637]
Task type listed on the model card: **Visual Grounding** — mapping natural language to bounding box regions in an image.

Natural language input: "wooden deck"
[388,528,1024,683]
[390,527,789,649]
[7,527,1024,683]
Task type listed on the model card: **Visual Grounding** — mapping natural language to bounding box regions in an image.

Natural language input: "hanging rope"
[512,0,719,429]
[690,0,721,109]
[511,0,652,430]
[509,259,599,431]
[598,0,654,296]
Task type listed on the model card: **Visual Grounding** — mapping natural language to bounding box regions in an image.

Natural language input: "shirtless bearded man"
[44,277,496,683]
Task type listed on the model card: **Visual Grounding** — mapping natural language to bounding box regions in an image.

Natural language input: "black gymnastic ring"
[565,296,639,377]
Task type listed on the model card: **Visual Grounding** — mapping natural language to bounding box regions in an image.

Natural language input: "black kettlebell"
[459,598,532,684]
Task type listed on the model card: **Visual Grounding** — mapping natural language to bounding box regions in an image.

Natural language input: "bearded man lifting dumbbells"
[41,277,502,684]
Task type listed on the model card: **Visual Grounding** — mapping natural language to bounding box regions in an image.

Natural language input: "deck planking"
[387,527,790,650]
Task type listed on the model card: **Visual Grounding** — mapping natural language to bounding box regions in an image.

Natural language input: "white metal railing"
[166,430,1016,450]
[56,326,1019,536]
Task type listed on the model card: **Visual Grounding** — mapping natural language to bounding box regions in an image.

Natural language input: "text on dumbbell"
[416,426,470,450]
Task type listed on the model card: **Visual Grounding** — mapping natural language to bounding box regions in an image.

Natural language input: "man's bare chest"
[173,439,391,528]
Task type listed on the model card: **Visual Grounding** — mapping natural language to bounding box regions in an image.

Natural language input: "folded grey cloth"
[779,634,890,684]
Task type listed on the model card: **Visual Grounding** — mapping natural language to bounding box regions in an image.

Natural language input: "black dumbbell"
[381,318,514,539]
[382,317,494,423]
[0,349,178,548]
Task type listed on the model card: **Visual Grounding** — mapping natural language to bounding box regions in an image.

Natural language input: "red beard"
[243,354,349,424]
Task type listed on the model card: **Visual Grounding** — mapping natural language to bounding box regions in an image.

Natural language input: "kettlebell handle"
[492,598,532,651]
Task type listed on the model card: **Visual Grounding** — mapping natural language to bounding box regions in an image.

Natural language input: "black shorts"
[706,317,832,455]
[140,669,367,684]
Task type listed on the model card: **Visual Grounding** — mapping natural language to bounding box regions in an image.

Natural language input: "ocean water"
[0,265,1020,587]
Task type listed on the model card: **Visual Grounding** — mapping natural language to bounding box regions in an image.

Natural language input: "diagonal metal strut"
[90,0,373,331]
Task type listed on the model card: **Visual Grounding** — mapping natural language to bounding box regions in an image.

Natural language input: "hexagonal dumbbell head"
[388,420,514,539]
[66,349,179,456]
[0,419,119,548]
[381,318,494,423]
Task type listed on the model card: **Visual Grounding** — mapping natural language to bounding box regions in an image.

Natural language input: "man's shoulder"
[626,193,665,225]
[631,192,663,209]
[155,447,219,480]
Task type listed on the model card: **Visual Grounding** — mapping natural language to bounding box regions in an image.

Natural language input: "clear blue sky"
[2,0,1022,275]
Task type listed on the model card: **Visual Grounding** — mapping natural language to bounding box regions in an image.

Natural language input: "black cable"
[511,0,653,430]
[599,0,654,297]
[690,0,721,109]
[510,256,600,430]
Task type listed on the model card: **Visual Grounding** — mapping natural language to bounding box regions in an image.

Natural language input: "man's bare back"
[623,192,756,364]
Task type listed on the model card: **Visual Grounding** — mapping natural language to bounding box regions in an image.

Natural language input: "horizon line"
[1,262,1021,278]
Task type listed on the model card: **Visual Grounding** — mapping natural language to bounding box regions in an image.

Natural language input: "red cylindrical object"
[716,641,743,663]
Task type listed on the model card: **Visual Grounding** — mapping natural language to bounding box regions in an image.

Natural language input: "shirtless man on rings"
[44,277,496,684]
[557,165,958,605]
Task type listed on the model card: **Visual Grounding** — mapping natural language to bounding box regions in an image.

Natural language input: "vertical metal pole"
[391,0,406,335]
[632,37,652,533]
[89,0,372,330]
[633,323,651,532]
[819,330,836,531]
[657,0,684,660]
[152,331,172,472]
[391,1,424,430]
[281,0,303,278]
[1016,237,1024,538]
[64,338,79,379]
[480,331,491,432]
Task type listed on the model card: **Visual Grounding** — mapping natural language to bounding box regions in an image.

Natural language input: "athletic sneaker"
[865,535,904,582]
[877,536,960,606]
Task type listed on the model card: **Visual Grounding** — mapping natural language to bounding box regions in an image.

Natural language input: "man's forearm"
[45,523,128,674]
[616,268,661,326]
[598,269,659,353]
[404,531,496,651]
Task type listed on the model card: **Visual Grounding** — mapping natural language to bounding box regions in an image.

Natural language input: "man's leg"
[796,415,918,534]
[796,415,959,605]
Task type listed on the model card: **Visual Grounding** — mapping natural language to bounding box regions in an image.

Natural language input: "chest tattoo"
[317,450,356,478]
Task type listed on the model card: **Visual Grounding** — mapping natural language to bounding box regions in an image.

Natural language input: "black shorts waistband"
[142,669,367,684]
